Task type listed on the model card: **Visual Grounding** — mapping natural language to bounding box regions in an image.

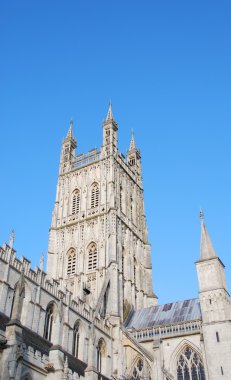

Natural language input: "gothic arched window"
[88,242,97,271]
[72,189,80,214]
[44,303,55,341]
[97,338,106,373]
[67,248,76,276]
[176,346,206,380]
[72,321,80,358]
[91,183,99,208]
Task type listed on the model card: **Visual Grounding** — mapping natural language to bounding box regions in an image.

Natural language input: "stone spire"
[106,101,114,121]
[66,119,74,139]
[11,268,26,322]
[200,210,217,260]
[129,130,136,150]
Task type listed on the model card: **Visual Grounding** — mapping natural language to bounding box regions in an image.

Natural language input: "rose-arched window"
[72,189,80,214]
[91,183,99,208]
[67,248,76,276]
[177,346,206,380]
[88,242,97,271]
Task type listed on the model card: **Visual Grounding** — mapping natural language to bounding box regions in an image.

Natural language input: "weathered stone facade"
[0,105,230,379]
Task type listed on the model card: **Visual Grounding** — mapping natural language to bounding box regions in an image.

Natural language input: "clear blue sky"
[0,1,231,304]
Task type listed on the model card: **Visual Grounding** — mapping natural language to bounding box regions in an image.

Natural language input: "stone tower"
[195,211,231,379]
[47,105,157,321]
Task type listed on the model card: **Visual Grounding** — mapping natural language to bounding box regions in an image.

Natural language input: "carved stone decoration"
[44,362,55,372]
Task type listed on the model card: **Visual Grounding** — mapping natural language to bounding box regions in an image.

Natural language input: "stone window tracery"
[88,242,97,271]
[176,346,206,380]
[67,248,76,276]
[72,189,80,214]
[91,183,99,208]
[44,303,54,341]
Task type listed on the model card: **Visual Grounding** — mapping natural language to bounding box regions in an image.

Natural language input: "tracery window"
[177,346,206,380]
[88,242,97,270]
[91,183,99,208]
[72,321,80,358]
[67,248,76,276]
[44,303,54,341]
[72,189,80,214]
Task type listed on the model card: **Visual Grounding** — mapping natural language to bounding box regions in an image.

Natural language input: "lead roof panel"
[125,298,201,330]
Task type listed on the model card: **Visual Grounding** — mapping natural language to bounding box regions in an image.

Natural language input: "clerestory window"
[88,242,97,271]
[72,321,80,358]
[177,346,206,380]
[44,303,55,341]
[97,338,106,373]
[91,183,99,208]
[67,248,76,276]
[72,189,80,214]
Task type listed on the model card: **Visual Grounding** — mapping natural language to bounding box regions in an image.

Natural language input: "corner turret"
[126,130,141,176]
[195,211,231,379]
[59,120,77,174]
[102,102,118,156]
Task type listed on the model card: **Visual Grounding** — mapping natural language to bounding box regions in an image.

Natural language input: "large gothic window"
[72,321,80,358]
[44,303,55,341]
[91,183,99,208]
[177,346,206,380]
[72,189,80,214]
[88,242,97,271]
[67,248,76,276]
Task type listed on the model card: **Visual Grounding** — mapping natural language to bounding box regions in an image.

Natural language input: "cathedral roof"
[125,298,201,330]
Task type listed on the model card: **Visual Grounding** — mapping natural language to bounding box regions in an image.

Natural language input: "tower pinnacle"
[106,102,114,121]
[129,130,136,150]
[200,211,217,260]
[66,119,73,139]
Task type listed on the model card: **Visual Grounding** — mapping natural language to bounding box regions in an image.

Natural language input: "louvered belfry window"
[67,248,76,275]
[72,189,80,214]
[88,242,97,270]
[91,183,99,208]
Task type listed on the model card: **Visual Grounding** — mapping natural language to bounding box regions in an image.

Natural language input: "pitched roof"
[125,298,201,330]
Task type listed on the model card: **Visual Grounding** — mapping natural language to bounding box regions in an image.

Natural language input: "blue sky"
[0,1,231,304]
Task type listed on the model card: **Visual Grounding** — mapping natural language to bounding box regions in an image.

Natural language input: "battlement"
[72,148,101,170]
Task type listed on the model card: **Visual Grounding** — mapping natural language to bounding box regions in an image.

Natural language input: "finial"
[39,252,44,271]
[9,229,15,249]
[199,208,204,220]
[106,101,114,121]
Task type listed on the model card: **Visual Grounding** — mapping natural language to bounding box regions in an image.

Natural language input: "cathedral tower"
[196,211,231,379]
[47,105,157,321]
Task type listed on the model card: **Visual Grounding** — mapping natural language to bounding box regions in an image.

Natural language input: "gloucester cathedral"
[0,105,231,380]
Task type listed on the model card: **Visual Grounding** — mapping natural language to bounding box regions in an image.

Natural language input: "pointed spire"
[129,129,136,150]
[66,119,73,139]
[106,101,114,121]
[39,252,44,271]
[200,210,217,260]
[9,229,15,249]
